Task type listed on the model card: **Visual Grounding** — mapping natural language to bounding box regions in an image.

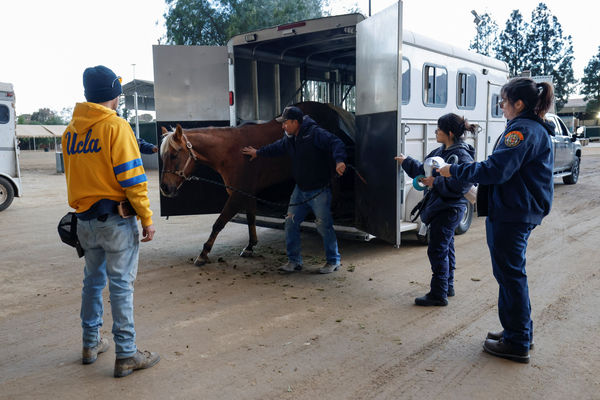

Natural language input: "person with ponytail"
[438,77,555,363]
[395,113,476,307]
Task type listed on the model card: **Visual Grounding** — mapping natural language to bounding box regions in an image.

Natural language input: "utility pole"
[132,63,139,139]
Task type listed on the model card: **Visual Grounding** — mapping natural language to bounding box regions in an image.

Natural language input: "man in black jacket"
[242,106,346,274]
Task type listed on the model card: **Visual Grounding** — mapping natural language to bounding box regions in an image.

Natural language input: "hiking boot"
[318,263,341,274]
[114,349,160,378]
[487,330,534,350]
[483,338,530,363]
[414,292,448,307]
[278,261,302,273]
[447,287,455,297]
[82,337,110,365]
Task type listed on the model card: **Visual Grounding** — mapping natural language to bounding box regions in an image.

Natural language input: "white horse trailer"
[152,1,508,246]
[0,82,22,211]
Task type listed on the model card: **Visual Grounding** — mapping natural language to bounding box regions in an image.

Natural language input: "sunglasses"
[112,76,123,88]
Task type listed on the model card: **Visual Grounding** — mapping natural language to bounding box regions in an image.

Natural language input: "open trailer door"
[355,1,404,246]
[152,45,230,217]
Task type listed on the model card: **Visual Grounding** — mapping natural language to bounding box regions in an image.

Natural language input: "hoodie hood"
[70,102,117,133]
[514,111,555,136]
[446,141,476,159]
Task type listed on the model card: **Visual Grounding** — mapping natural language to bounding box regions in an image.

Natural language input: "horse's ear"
[175,124,183,139]
[161,126,168,135]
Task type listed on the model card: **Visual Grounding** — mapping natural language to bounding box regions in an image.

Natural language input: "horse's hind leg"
[194,196,241,266]
[240,199,258,257]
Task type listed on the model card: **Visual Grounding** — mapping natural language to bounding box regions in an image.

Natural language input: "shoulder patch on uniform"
[504,130,524,148]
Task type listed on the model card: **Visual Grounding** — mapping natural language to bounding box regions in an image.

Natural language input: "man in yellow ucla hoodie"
[62,65,159,378]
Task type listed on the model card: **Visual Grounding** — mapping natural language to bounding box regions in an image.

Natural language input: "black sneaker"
[483,338,530,363]
[415,293,448,306]
[447,287,455,297]
[114,349,160,378]
[487,330,534,350]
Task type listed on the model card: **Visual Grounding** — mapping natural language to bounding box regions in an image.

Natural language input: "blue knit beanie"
[83,65,122,103]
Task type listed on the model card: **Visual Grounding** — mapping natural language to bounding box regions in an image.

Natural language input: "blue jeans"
[77,213,139,359]
[427,207,464,298]
[285,185,340,265]
[486,218,535,352]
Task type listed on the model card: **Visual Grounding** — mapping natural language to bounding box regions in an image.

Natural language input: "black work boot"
[415,292,448,306]
[487,330,534,350]
[114,350,160,378]
[483,338,530,363]
[82,338,110,365]
[447,286,455,297]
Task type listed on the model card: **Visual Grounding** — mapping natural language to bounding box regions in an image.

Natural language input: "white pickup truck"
[546,112,582,184]
[0,82,22,211]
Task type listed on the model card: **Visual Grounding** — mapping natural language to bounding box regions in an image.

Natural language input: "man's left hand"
[336,162,346,176]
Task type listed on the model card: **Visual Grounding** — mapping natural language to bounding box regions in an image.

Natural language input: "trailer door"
[355,1,403,246]
[153,45,230,216]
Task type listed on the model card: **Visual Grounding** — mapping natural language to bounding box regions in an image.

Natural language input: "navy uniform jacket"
[258,116,347,191]
[137,138,156,154]
[449,112,554,225]
[402,142,475,224]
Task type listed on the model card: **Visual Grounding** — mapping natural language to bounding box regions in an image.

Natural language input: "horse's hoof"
[194,256,209,266]
[240,248,254,258]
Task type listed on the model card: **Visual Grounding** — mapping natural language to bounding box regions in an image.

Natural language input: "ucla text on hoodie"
[61,102,153,227]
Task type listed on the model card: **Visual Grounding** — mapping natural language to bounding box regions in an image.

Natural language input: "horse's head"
[159,124,197,198]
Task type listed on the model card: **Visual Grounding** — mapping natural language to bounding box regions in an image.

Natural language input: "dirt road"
[1,149,599,400]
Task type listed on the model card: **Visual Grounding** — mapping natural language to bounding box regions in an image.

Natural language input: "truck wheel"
[455,203,474,235]
[562,157,580,185]
[0,176,15,212]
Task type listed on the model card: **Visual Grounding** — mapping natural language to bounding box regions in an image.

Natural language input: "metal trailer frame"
[152,1,509,246]
[0,82,23,211]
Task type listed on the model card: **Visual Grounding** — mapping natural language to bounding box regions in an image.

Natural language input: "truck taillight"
[229,91,234,106]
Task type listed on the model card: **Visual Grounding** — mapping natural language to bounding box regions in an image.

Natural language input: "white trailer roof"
[0,82,14,92]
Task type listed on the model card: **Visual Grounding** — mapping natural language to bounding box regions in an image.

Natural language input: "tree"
[29,108,65,125]
[525,3,576,109]
[469,12,498,57]
[164,0,328,46]
[581,46,600,114]
[494,10,528,76]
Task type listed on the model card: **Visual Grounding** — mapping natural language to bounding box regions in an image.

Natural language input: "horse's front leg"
[194,195,243,266]
[240,198,258,258]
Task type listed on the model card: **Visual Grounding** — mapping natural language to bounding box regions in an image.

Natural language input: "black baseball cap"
[276,106,304,122]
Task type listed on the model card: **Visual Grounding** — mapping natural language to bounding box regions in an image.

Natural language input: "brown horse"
[159,101,352,266]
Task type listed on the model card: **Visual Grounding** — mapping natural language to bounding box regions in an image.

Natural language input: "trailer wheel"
[455,203,473,235]
[562,156,580,185]
[0,177,15,212]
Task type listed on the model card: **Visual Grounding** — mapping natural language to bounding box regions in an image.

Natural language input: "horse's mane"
[159,130,177,156]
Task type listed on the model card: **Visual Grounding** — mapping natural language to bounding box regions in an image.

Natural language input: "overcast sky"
[2,0,598,115]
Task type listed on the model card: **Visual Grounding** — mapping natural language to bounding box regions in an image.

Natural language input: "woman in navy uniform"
[396,113,476,306]
[438,78,555,363]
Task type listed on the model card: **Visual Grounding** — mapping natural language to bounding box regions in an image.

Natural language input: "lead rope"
[165,164,367,209]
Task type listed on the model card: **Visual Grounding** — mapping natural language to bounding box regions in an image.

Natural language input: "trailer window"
[342,85,356,113]
[402,58,410,105]
[423,64,447,107]
[302,80,330,104]
[457,72,476,109]
[491,94,502,118]
[0,105,9,124]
